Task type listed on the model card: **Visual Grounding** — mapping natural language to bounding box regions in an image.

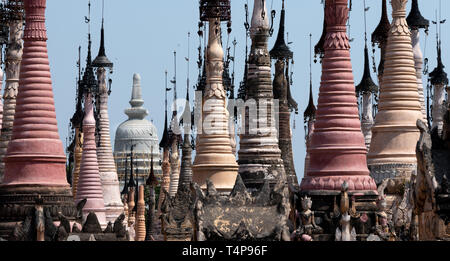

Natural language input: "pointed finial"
[250,0,269,36]
[406,0,430,30]
[269,0,293,60]
[92,4,113,69]
[304,33,316,122]
[125,73,148,120]
[160,71,171,149]
[371,0,390,45]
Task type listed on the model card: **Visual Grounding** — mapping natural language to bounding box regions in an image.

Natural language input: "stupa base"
[368,163,417,185]
[105,205,125,224]
[300,175,378,192]
[0,184,76,240]
[238,161,286,191]
[192,164,238,193]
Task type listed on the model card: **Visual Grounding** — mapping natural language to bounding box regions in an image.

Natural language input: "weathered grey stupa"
[238,0,286,191]
[114,74,162,187]
[269,0,298,189]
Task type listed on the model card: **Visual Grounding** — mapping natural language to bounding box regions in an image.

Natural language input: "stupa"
[135,185,146,241]
[0,0,76,239]
[92,19,123,223]
[114,74,162,187]
[179,84,193,190]
[407,0,429,122]
[304,35,317,177]
[269,0,298,188]
[168,58,181,197]
[368,0,423,185]
[75,36,107,227]
[356,6,379,150]
[300,0,377,194]
[0,1,23,183]
[69,64,84,199]
[429,44,448,136]
[371,0,391,84]
[237,0,286,191]
[192,0,238,192]
[145,153,158,241]
[157,80,171,214]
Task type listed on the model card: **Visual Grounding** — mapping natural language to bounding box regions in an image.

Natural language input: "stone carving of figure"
[370,196,397,241]
[293,196,322,240]
[334,182,357,241]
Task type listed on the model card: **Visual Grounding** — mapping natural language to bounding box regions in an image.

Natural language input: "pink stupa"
[300,0,377,194]
[76,92,107,226]
[0,0,75,238]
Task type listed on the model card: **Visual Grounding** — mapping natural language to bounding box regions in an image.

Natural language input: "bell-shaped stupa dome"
[114,74,162,187]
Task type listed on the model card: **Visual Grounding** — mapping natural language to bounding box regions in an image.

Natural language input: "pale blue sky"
[43,0,449,181]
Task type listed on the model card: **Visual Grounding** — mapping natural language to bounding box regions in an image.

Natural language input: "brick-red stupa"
[0,0,76,238]
[299,0,377,195]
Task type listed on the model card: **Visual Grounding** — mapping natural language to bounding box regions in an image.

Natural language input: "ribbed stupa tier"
[72,129,83,198]
[0,0,76,238]
[192,18,238,192]
[76,93,107,226]
[135,185,146,241]
[179,133,193,190]
[157,147,170,215]
[237,0,286,190]
[368,0,423,184]
[127,188,135,227]
[96,67,123,222]
[300,0,377,193]
[169,139,180,197]
[0,19,23,183]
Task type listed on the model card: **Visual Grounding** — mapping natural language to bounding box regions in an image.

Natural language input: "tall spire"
[356,0,379,151]
[93,2,123,223]
[179,39,193,190]
[238,0,286,190]
[159,71,170,149]
[193,0,238,192]
[270,0,297,188]
[300,0,377,193]
[92,20,113,69]
[304,34,316,125]
[0,0,76,236]
[368,0,423,185]
[0,1,24,183]
[76,92,107,226]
